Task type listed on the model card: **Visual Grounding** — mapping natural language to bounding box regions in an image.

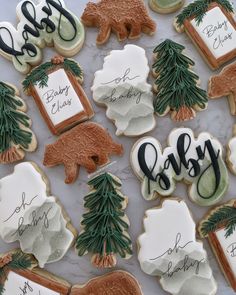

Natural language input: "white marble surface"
[0,0,235,294]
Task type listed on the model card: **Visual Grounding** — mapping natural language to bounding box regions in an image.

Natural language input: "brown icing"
[81,0,156,45]
[43,122,124,184]
[71,271,143,295]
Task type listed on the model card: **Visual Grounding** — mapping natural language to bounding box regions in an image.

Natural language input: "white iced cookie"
[130,127,228,206]
[138,199,217,295]
[0,0,85,74]
[227,125,236,175]
[92,44,156,137]
[0,162,76,267]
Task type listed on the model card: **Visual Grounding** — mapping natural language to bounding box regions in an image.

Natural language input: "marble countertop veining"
[0,0,235,294]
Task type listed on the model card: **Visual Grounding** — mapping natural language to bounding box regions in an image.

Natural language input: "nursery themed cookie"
[0,82,37,164]
[175,0,236,69]
[71,271,143,295]
[76,173,132,268]
[199,199,236,291]
[0,0,84,74]
[43,122,123,184]
[130,127,228,206]
[138,199,217,295]
[208,61,236,115]
[81,0,156,45]
[149,0,185,14]
[227,126,236,175]
[0,162,76,267]
[23,56,94,135]
[92,45,156,136]
[153,39,208,121]
[0,249,70,295]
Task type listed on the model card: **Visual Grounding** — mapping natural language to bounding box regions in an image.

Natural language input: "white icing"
[191,7,236,59]
[34,69,84,125]
[228,136,236,173]
[3,271,59,295]
[0,162,74,267]
[131,127,228,206]
[92,44,155,136]
[138,199,217,295]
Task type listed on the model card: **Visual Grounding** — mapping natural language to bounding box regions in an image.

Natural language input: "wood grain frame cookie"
[175,1,236,70]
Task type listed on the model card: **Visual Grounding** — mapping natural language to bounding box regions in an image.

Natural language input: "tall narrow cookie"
[0,82,37,164]
[81,0,156,45]
[0,0,85,74]
[0,162,76,267]
[149,0,185,14]
[174,0,236,69]
[138,199,217,295]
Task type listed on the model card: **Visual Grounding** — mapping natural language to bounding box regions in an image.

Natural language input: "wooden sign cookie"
[130,127,229,206]
[81,0,156,45]
[175,0,236,69]
[0,249,70,295]
[23,56,94,135]
[0,162,76,267]
[199,199,236,291]
[0,0,85,74]
[76,173,132,268]
[71,271,143,295]
[138,199,217,295]
[0,82,37,164]
[149,0,185,14]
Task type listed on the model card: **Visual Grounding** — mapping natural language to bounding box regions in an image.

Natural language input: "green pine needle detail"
[176,0,234,27]
[201,206,236,238]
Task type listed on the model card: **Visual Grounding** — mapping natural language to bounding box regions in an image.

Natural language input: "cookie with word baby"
[0,82,37,164]
[152,39,208,121]
[174,0,236,69]
[0,162,77,267]
[138,198,217,295]
[0,249,70,295]
[81,0,156,45]
[199,199,236,291]
[130,127,229,206]
[149,0,185,14]
[71,271,143,295]
[23,55,94,135]
[92,45,156,136]
[0,0,85,74]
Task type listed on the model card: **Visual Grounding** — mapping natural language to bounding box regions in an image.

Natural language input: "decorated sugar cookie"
[149,0,185,14]
[0,249,70,295]
[92,45,156,136]
[130,127,228,206]
[71,271,143,295]
[0,82,37,164]
[138,199,217,295]
[23,56,94,135]
[0,0,85,74]
[76,173,132,268]
[227,126,236,175]
[175,0,236,69]
[0,162,76,267]
[153,39,208,121]
[199,199,236,291]
[43,122,123,184]
[81,0,156,45]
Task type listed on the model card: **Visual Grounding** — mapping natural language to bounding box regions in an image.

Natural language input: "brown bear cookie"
[43,122,123,184]
[81,0,156,45]
[71,271,143,295]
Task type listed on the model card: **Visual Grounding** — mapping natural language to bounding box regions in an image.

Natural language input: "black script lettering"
[227,243,236,257]
[202,20,228,38]
[101,68,140,85]
[103,86,144,104]
[19,280,33,295]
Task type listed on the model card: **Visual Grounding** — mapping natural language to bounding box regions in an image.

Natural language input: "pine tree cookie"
[0,249,71,295]
[0,0,85,74]
[0,162,76,267]
[149,0,185,14]
[0,82,37,164]
[130,127,228,206]
[76,173,132,268]
[138,199,217,295]
[81,0,156,45]
[174,0,236,69]
[199,199,236,291]
[152,39,208,121]
[92,45,156,136]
